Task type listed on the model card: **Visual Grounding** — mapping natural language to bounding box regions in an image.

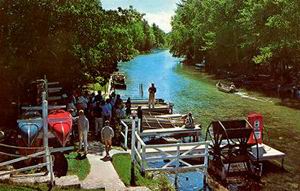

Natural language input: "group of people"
[66,90,128,158]
[65,83,195,158]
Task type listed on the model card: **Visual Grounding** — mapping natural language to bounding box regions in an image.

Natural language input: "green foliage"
[170,0,300,75]
[0,0,166,110]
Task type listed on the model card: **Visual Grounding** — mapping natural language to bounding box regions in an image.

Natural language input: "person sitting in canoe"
[229,82,237,92]
[184,112,195,129]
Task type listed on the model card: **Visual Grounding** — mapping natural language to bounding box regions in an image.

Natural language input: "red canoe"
[48,110,72,146]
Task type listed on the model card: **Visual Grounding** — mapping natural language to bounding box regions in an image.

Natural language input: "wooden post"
[174,143,180,190]
[124,122,128,150]
[131,115,136,162]
[203,142,209,189]
[137,119,141,153]
[141,146,145,176]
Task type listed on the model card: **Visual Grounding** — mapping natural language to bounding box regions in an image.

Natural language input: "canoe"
[216,82,238,93]
[48,110,72,146]
[17,112,43,146]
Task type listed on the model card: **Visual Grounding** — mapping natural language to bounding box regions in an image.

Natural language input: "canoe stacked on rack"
[17,112,43,146]
[48,110,72,147]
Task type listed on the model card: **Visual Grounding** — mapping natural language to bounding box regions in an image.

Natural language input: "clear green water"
[118,50,282,126]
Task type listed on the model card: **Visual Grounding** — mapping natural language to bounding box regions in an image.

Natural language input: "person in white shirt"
[101,120,114,158]
[78,110,89,155]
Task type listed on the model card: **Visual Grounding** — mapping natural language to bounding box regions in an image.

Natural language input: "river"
[117,49,276,126]
[116,50,300,190]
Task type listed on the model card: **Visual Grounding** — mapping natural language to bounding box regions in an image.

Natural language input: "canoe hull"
[17,118,43,146]
[48,110,72,147]
[216,83,238,93]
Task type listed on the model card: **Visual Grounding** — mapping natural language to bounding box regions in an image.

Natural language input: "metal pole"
[44,75,48,99]
[42,92,52,179]
[130,111,137,186]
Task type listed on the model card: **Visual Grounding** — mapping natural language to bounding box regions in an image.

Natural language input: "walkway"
[81,142,149,191]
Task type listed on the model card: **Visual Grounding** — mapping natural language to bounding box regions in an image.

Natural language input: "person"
[77,92,89,112]
[125,97,131,116]
[103,99,112,121]
[229,82,236,92]
[92,102,103,137]
[94,90,103,103]
[78,110,89,155]
[101,120,114,159]
[148,83,156,108]
[67,95,77,117]
[201,56,206,65]
[184,112,195,129]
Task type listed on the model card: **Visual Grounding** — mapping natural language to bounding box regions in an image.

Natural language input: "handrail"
[0,150,46,167]
[144,141,208,149]
[120,120,128,148]
[0,143,44,150]
[0,162,48,176]
[135,131,146,147]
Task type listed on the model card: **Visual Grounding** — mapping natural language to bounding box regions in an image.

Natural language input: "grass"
[112,153,157,187]
[112,153,174,190]
[184,73,300,190]
[65,152,90,181]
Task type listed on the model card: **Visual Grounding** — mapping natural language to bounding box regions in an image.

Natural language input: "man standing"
[101,120,114,159]
[148,83,156,108]
[92,102,103,137]
[78,110,89,155]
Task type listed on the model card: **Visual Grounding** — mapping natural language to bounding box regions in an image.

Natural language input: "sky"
[101,0,180,33]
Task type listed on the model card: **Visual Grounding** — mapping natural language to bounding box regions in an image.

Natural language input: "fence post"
[141,146,145,176]
[137,119,141,152]
[203,142,209,189]
[174,143,180,190]
[124,122,128,150]
[46,147,54,185]
[130,111,137,186]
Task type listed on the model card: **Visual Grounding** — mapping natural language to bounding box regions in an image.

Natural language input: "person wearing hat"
[78,110,89,155]
[101,120,114,158]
